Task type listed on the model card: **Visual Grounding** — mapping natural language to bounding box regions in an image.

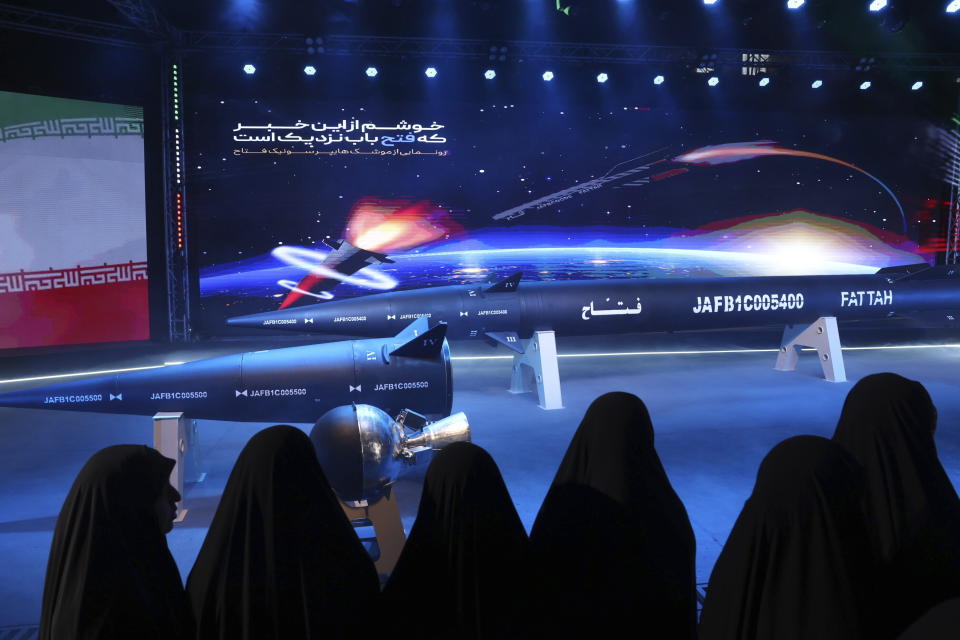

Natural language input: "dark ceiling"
[6,0,960,55]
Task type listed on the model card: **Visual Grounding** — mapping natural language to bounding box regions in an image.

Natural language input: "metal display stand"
[774,316,847,383]
[153,411,202,521]
[342,490,406,576]
[508,330,563,410]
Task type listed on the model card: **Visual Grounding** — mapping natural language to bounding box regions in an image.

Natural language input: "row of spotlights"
[244,65,928,91]
[704,0,959,12]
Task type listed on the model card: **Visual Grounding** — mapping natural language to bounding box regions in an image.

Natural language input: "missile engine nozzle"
[310,404,471,503]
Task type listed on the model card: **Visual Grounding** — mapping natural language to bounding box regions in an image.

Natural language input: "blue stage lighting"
[759,77,771,87]
[597,72,609,83]
[484,69,496,79]
[242,64,256,75]
[653,75,665,85]
[859,80,872,90]
[948,0,960,12]
[708,76,719,86]
[425,67,438,78]
[365,66,378,77]
[911,80,924,90]
[543,71,555,81]
[703,0,719,4]
[869,0,888,11]
[303,65,317,76]
[811,79,823,89]
[787,0,805,8]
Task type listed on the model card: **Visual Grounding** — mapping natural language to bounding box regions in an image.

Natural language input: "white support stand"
[153,412,188,520]
[508,330,563,410]
[774,316,847,383]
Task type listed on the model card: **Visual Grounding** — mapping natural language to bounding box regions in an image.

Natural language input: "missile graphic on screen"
[227,263,960,352]
[279,238,395,309]
[491,149,671,221]
[0,319,452,421]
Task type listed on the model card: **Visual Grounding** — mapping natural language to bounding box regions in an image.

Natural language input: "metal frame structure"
[0,3,145,47]
[4,5,960,70]
[3,0,960,335]
[160,53,192,341]
[947,109,960,265]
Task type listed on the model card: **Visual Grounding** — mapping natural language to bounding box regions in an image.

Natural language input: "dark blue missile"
[227,263,960,351]
[0,319,452,420]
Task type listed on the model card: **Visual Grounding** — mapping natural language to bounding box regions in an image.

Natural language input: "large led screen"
[0,91,149,349]
[189,92,949,333]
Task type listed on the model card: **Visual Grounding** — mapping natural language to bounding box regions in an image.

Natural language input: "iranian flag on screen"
[0,91,149,349]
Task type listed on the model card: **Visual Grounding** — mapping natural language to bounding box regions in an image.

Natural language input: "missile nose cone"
[226,310,296,328]
[226,313,258,327]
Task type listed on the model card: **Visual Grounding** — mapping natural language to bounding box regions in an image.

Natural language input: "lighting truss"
[0,2,146,47]
[105,0,175,38]
[3,6,960,73]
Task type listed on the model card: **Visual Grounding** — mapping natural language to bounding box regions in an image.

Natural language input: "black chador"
[382,442,531,640]
[40,445,192,640]
[699,436,878,640]
[530,392,698,639]
[833,373,960,636]
[187,425,379,640]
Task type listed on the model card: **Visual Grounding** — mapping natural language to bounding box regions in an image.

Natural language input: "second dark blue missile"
[227,263,960,350]
[0,319,452,421]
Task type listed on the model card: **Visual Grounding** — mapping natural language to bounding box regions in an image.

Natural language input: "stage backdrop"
[187,89,951,334]
[0,91,149,349]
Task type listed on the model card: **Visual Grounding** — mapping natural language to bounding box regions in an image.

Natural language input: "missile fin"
[484,331,525,354]
[876,263,958,281]
[392,317,431,343]
[484,271,522,293]
[390,323,448,359]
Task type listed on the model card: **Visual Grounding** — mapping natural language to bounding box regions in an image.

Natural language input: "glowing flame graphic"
[674,141,906,232]
[345,197,462,252]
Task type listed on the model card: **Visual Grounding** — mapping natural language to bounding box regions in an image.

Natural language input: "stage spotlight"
[911,80,924,90]
[787,0,805,8]
[703,0,719,4]
[425,67,438,78]
[303,65,317,76]
[365,66,379,77]
[759,77,770,87]
[242,64,256,75]
[869,0,888,10]
[597,72,609,83]
[708,76,719,86]
[859,80,872,90]
[543,71,555,81]
[947,0,960,12]
[484,69,496,80]
[811,79,823,88]
[653,75,665,85]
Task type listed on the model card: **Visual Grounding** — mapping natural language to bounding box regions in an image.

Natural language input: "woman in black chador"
[699,436,878,640]
[187,425,379,640]
[832,373,960,636]
[382,441,531,640]
[40,445,191,640]
[529,392,697,640]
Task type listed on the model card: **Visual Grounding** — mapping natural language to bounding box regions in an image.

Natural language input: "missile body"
[0,320,452,420]
[227,264,960,350]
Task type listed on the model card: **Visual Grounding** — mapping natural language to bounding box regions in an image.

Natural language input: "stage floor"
[2,331,960,627]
